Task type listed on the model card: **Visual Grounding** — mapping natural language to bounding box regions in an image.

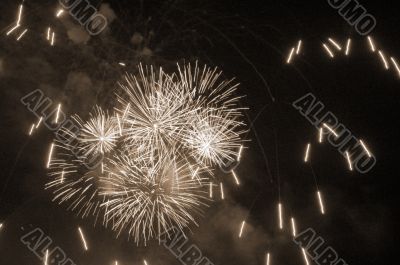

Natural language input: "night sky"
[0,1,397,265]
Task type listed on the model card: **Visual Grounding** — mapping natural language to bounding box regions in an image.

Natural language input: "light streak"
[296,40,302,54]
[119,62,126,66]
[359,140,372,157]
[317,191,325,214]
[319,128,323,143]
[6,25,20,35]
[6,4,23,35]
[116,114,123,136]
[238,221,246,238]
[56,9,64,17]
[232,170,240,185]
[291,217,296,236]
[29,124,35,135]
[47,27,51,41]
[36,116,43,128]
[345,151,353,171]
[209,182,213,198]
[220,182,224,199]
[378,50,389,70]
[391,57,400,78]
[0,223,3,230]
[237,145,243,161]
[78,227,88,251]
[287,47,295,64]
[16,29,28,41]
[44,249,49,265]
[323,123,338,137]
[55,104,61,123]
[46,143,54,169]
[367,36,376,52]
[266,252,270,265]
[322,43,334,58]
[51,32,55,46]
[278,203,283,229]
[60,170,65,183]
[328,38,342,50]
[144,260,148,265]
[345,39,351,56]
[302,248,310,265]
[304,143,311,162]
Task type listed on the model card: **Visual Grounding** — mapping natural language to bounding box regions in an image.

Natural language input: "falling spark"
[47,27,51,40]
[367,36,376,52]
[119,62,126,66]
[0,223,3,230]
[144,260,148,265]
[44,249,49,265]
[323,123,338,137]
[378,51,389,70]
[60,170,65,183]
[238,221,246,238]
[390,57,400,78]
[359,140,372,157]
[345,151,353,171]
[322,44,334,58]
[237,145,243,161]
[317,191,325,214]
[209,182,213,198]
[36,117,43,129]
[291,217,296,236]
[55,104,61,123]
[286,47,295,64]
[116,114,123,136]
[296,40,302,54]
[232,170,240,185]
[6,24,20,35]
[78,227,88,251]
[328,38,342,50]
[51,32,55,46]
[319,128,323,143]
[278,203,283,229]
[29,124,35,135]
[304,143,311,162]
[266,253,270,265]
[114,261,118,265]
[345,39,351,56]
[46,143,55,169]
[220,182,224,199]
[56,9,64,17]
[6,4,23,35]
[302,248,310,265]
[16,29,28,41]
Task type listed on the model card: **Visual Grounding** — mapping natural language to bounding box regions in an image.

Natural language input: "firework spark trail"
[291,217,296,236]
[278,203,283,229]
[237,145,243,161]
[46,143,55,169]
[209,182,213,198]
[220,182,225,199]
[322,44,334,58]
[51,32,55,46]
[238,221,246,238]
[328,38,342,50]
[319,128,323,143]
[44,249,49,265]
[378,51,389,70]
[301,248,310,265]
[368,36,376,52]
[286,47,295,64]
[345,39,351,56]
[317,191,325,215]
[266,253,270,265]
[144,260,149,265]
[55,104,62,124]
[359,140,372,157]
[232,170,240,185]
[78,227,89,251]
[56,9,64,17]
[16,29,28,41]
[6,4,23,35]
[0,223,3,230]
[304,143,310,162]
[323,123,338,137]
[296,40,302,55]
[36,117,43,129]
[28,124,35,135]
[345,151,353,171]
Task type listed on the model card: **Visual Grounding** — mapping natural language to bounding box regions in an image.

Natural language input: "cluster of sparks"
[44,63,247,245]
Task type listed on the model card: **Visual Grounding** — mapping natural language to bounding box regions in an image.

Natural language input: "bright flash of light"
[378,51,389,70]
[296,40,302,55]
[302,248,310,265]
[291,217,296,237]
[367,36,376,52]
[359,140,372,157]
[390,57,400,78]
[114,261,118,265]
[345,151,353,171]
[317,191,325,215]
[319,128,323,143]
[78,227,89,251]
[323,123,338,137]
[345,39,351,56]
[278,203,283,229]
[287,47,295,64]
[328,38,342,50]
[0,223,3,230]
[304,143,311,162]
[232,170,240,185]
[238,221,246,238]
[16,29,28,41]
[46,143,54,169]
[322,44,334,58]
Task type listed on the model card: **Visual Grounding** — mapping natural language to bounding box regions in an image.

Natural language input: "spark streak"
[317,191,325,214]
[278,203,283,229]
[322,44,334,58]
[238,221,246,238]
[345,151,353,171]
[51,32,55,46]
[319,128,323,143]
[291,217,296,236]
[323,123,338,137]
[16,29,28,41]
[78,227,88,251]
[0,223,3,230]
[237,145,243,161]
[209,182,213,198]
[232,170,240,185]
[378,51,389,70]
[287,47,295,64]
[56,9,64,17]
[390,57,400,78]
[55,104,61,123]
[359,140,372,157]
[296,40,302,54]
[328,38,342,50]
[144,260,148,265]
[36,117,43,128]
[345,39,351,56]
[46,143,54,169]
[302,248,310,265]
[304,143,311,162]
[29,124,35,135]
[266,252,270,265]
[367,36,376,52]
[6,4,23,35]
[220,182,224,199]
[44,249,49,265]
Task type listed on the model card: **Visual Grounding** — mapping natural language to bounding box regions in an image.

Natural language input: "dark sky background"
[0,0,398,265]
